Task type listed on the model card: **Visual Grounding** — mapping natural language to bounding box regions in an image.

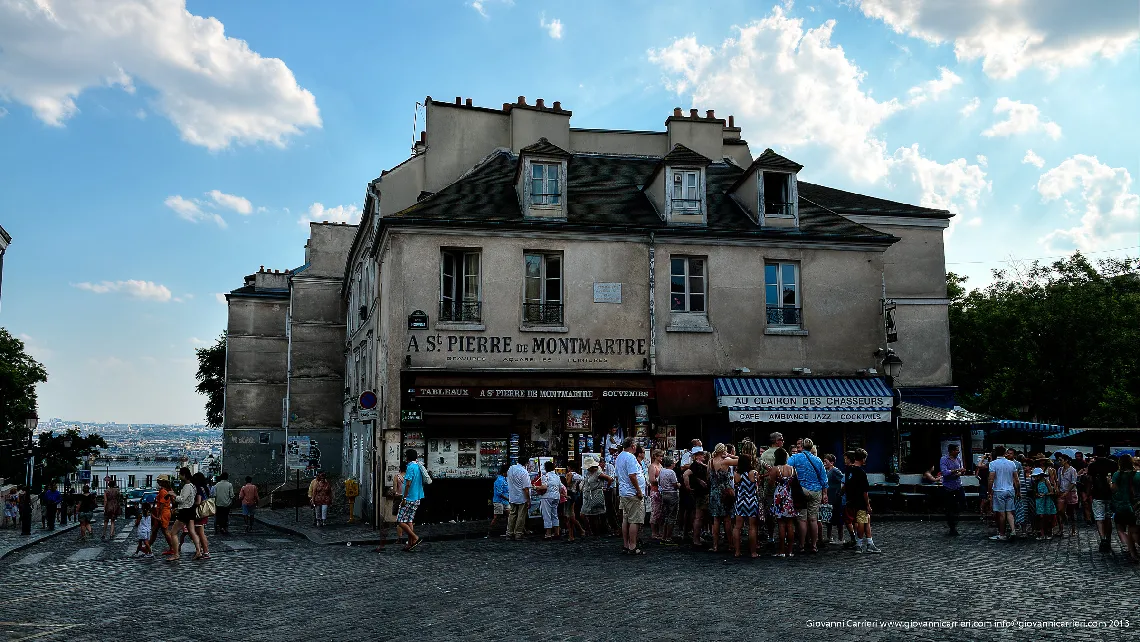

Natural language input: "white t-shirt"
[615,451,642,498]
[507,464,532,504]
[541,471,562,501]
[989,457,1017,492]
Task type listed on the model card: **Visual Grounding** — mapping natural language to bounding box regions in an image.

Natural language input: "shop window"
[523,252,563,325]
[765,261,801,327]
[440,249,481,323]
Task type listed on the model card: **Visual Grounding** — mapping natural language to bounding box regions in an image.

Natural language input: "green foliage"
[33,429,108,488]
[949,254,1140,427]
[195,332,226,427]
[0,327,48,479]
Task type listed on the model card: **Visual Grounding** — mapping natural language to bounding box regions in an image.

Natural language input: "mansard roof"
[519,137,572,158]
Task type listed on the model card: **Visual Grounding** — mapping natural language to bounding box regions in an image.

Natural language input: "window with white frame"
[670,256,707,313]
[523,252,563,324]
[530,162,562,206]
[671,169,701,212]
[440,249,481,322]
[762,172,793,217]
[765,262,801,326]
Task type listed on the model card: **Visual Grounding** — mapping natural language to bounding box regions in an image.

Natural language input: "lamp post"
[24,412,38,487]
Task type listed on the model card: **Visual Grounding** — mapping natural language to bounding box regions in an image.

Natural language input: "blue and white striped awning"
[991,420,1066,435]
[716,377,893,423]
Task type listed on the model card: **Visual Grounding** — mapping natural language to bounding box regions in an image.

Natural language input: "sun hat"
[1031,467,1045,476]
[156,474,171,482]
[691,446,705,454]
[583,456,599,469]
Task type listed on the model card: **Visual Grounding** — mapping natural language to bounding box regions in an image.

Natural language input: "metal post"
[295,468,299,523]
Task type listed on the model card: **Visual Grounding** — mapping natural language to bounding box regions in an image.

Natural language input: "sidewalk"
[0,520,82,560]
[254,508,493,545]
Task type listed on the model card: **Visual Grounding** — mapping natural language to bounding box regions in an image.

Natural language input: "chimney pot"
[259,265,264,272]
[465,98,472,107]
[517,96,527,105]
[728,115,735,128]
[455,96,461,104]
[503,103,511,111]
[689,109,699,118]
[419,130,426,142]
[536,98,545,108]
[673,107,683,117]
[706,110,715,119]
[552,101,561,110]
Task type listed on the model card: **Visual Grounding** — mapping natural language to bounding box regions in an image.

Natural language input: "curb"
[253,514,493,547]
[0,520,84,560]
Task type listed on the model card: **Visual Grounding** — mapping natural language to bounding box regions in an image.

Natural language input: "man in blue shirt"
[489,463,510,538]
[42,484,62,531]
[615,437,646,555]
[506,452,532,541]
[940,443,966,536]
[398,449,425,551]
[788,438,828,554]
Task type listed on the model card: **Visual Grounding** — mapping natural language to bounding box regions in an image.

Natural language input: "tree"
[949,254,1140,427]
[195,332,226,427]
[33,429,107,488]
[0,328,48,480]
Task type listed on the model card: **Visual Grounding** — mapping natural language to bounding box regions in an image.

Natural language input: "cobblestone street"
[1,520,1136,641]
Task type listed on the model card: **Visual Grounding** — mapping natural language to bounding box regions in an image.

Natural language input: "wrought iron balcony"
[523,302,564,325]
[439,300,482,323]
[766,305,802,326]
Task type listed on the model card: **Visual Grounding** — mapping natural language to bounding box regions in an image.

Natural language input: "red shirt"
[239,483,260,506]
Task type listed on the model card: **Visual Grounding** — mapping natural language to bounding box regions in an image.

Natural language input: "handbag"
[419,462,433,485]
[195,497,216,519]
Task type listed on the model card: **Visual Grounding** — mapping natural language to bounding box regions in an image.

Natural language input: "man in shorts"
[987,445,1020,541]
[489,463,510,538]
[615,437,646,555]
[1087,445,1118,552]
[238,476,260,533]
[398,449,425,552]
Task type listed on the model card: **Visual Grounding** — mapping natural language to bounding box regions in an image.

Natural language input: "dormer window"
[671,170,701,211]
[763,172,793,217]
[530,162,562,206]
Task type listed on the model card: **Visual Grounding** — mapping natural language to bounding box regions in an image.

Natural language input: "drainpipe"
[648,232,657,375]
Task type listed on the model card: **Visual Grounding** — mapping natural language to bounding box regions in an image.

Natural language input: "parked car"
[124,488,157,519]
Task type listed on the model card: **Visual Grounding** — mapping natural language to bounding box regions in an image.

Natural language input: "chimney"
[535,98,545,108]
[728,115,735,128]
[668,106,727,160]
[706,110,715,119]
[465,98,472,107]
[509,95,570,152]
[517,96,527,106]
[455,96,462,105]
[689,109,699,118]
[552,101,562,111]
[673,107,683,117]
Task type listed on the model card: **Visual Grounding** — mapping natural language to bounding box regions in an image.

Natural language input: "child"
[488,463,510,538]
[1032,468,1057,540]
[846,448,881,554]
[657,457,680,545]
[823,454,845,545]
[135,503,154,558]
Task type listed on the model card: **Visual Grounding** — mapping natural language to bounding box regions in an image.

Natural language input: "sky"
[0,0,1137,424]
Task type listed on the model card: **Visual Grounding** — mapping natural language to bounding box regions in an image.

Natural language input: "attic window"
[763,172,793,217]
[672,170,701,211]
[530,163,561,206]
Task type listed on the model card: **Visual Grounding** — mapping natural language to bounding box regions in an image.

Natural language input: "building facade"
[223,223,356,485]
[348,96,954,525]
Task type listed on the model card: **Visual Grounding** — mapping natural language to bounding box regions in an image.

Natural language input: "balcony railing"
[765,201,794,217]
[766,305,802,326]
[523,302,564,325]
[439,300,482,323]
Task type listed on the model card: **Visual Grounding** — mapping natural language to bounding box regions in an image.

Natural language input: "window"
[524,252,563,324]
[530,163,561,206]
[671,170,701,211]
[128,475,136,488]
[145,475,153,488]
[353,349,361,396]
[763,172,792,216]
[670,257,706,313]
[357,343,366,395]
[765,262,801,326]
[440,250,481,322]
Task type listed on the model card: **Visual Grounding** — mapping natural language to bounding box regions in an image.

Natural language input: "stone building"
[223,223,356,484]
[346,96,954,524]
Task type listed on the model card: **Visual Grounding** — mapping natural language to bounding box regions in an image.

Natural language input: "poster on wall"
[940,439,963,457]
[665,425,677,450]
[383,431,402,488]
[565,409,592,433]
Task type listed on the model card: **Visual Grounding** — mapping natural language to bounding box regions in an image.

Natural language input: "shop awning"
[716,376,893,423]
[991,419,1066,435]
[899,402,993,424]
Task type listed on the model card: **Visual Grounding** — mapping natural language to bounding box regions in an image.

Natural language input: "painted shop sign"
[407,334,646,356]
[718,395,893,409]
[415,387,655,400]
[729,410,890,423]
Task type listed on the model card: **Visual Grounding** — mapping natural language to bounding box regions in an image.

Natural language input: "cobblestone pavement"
[0,520,81,560]
[1,520,1136,641]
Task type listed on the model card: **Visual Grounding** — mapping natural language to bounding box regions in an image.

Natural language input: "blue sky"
[1,0,1137,424]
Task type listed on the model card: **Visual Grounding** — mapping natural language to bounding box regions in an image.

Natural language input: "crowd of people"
[390,431,887,557]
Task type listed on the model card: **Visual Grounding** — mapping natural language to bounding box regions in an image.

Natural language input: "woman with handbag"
[168,467,200,562]
[767,448,798,558]
[191,472,213,560]
[707,443,739,553]
[310,471,333,527]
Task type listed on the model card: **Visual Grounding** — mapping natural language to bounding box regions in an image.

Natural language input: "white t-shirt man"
[507,463,532,504]
[615,450,642,498]
[989,457,1017,492]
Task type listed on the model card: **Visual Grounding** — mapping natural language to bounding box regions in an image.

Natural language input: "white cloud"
[73,280,173,302]
[857,0,1139,79]
[299,202,360,226]
[215,293,227,304]
[648,7,903,183]
[892,144,991,213]
[959,97,980,117]
[982,98,1061,140]
[976,155,987,167]
[965,217,983,227]
[189,337,210,346]
[207,190,253,215]
[470,0,512,18]
[906,67,962,105]
[0,0,321,150]
[540,14,563,39]
[1022,149,1045,168]
[1038,155,1139,252]
[164,195,226,228]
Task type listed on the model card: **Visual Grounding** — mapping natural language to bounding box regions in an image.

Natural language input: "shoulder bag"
[789,468,807,510]
[194,488,216,519]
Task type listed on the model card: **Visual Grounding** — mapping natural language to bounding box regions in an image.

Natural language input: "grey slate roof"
[386,148,945,241]
[519,137,572,158]
[661,143,712,166]
[798,182,951,219]
[752,148,803,171]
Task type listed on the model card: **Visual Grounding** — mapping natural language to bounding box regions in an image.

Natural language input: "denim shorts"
[992,489,1015,513]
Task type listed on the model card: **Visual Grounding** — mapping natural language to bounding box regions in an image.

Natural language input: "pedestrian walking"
[191,472,212,560]
[102,480,121,540]
[238,476,260,533]
[134,503,154,558]
[533,460,562,540]
[77,484,96,540]
[732,442,760,558]
[768,448,797,558]
[987,446,1020,541]
[846,448,881,553]
[213,472,234,535]
[42,483,61,531]
[1031,468,1057,540]
[580,456,611,537]
[1110,455,1140,563]
[397,449,425,552]
[615,437,646,555]
[489,463,510,538]
[309,471,333,527]
[940,443,966,536]
[167,467,200,562]
[506,453,532,541]
[153,475,176,556]
[788,438,827,554]
[1088,445,1118,552]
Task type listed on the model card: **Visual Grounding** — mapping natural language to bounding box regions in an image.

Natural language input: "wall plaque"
[593,282,622,304]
